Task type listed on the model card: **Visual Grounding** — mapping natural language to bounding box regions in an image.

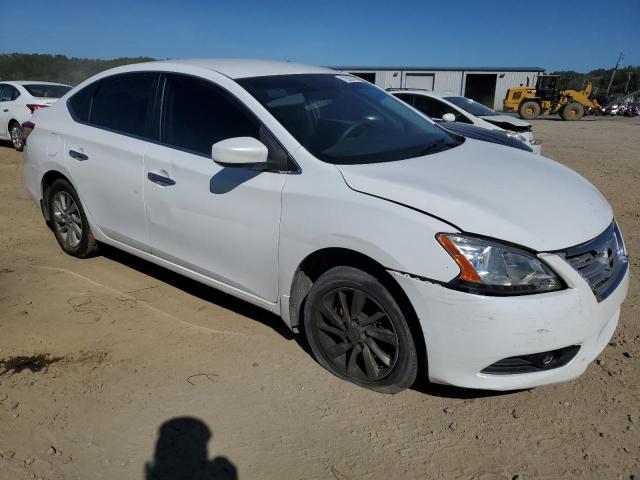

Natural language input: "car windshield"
[444,96,497,117]
[238,74,460,164]
[23,84,71,98]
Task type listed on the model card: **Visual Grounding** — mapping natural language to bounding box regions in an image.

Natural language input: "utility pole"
[606,52,624,97]
[625,72,631,94]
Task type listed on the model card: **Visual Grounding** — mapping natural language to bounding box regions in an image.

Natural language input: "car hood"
[479,114,531,129]
[336,139,612,251]
[441,122,532,152]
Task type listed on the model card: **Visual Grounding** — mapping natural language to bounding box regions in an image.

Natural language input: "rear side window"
[161,74,259,156]
[0,84,20,102]
[90,74,157,138]
[24,84,71,98]
[68,83,98,122]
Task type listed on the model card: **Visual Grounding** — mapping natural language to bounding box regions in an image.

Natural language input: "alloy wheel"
[10,125,23,150]
[313,287,399,382]
[52,191,83,248]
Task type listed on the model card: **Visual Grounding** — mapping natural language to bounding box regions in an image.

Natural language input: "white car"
[0,81,71,151]
[390,89,542,154]
[23,60,628,393]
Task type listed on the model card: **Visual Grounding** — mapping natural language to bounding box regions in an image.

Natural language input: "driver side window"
[413,95,471,123]
[161,74,260,157]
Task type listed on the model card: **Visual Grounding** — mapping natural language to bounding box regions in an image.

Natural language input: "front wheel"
[561,102,584,121]
[303,266,418,394]
[519,100,541,120]
[9,122,23,151]
[48,179,98,258]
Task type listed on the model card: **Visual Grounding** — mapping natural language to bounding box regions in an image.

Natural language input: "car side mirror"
[212,137,269,168]
[442,113,456,122]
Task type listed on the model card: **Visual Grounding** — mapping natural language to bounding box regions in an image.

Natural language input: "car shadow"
[100,245,295,341]
[100,245,514,400]
[145,417,237,480]
[0,140,15,149]
[411,376,526,399]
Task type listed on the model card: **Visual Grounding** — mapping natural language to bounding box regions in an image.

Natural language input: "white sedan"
[390,89,542,154]
[0,81,71,150]
[23,59,628,393]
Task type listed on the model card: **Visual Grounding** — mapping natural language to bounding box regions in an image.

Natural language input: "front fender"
[277,161,461,326]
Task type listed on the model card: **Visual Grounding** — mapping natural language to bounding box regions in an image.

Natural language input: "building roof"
[329,66,545,72]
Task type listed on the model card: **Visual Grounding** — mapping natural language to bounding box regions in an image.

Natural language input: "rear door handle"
[147,171,176,186]
[69,149,89,161]
[2,109,8,112]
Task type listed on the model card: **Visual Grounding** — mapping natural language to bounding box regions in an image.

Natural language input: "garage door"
[464,73,497,108]
[404,73,434,90]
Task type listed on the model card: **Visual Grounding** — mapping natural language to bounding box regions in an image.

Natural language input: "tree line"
[550,66,640,103]
[0,53,154,85]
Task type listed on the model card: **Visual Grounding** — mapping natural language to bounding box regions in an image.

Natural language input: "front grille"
[564,221,628,302]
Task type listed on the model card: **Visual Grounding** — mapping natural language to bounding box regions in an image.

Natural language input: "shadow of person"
[145,417,237,480]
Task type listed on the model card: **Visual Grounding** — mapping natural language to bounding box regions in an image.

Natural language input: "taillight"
[26,104,48,114]
[21,121,35,145]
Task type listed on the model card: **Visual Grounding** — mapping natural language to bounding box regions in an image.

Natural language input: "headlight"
[504,131,528,143]
[437,234,564,295]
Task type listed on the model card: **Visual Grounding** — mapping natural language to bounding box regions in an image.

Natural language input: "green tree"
[0,53,155,85]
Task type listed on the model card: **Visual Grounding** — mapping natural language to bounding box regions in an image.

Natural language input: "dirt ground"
[0,116,638,480]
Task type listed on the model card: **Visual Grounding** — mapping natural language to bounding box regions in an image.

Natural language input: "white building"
[331,66,545,111]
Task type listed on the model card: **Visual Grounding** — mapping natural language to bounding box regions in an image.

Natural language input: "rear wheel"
[519,100,540,120]
[303,266,418,394]
[561,102,584,121]
[48,179,98,258]
[9,122,23,151]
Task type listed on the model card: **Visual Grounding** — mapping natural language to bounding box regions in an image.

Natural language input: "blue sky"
[1,0,638,72]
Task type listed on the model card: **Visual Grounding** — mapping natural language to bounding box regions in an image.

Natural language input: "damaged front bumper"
[389,254,629,390]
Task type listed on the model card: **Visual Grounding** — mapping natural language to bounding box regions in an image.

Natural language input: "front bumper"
[390,254,629,390]
[519,131,542,155]
[529,140,542,155]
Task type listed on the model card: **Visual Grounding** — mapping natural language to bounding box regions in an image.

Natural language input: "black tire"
[47,179,98,258]
[560,102,584,121]
[9,122,23,151]
[519,100,541,120]
[303,266,418,394]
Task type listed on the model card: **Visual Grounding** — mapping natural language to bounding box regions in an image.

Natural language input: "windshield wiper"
[417,139,457,156]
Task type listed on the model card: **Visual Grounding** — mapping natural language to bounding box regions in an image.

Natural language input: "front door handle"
[69,149,89,161]
[147,171,176,186]
[2,109,8,112]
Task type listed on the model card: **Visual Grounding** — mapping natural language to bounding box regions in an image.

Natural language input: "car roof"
[11,81,71,87]
[136,58,336,79]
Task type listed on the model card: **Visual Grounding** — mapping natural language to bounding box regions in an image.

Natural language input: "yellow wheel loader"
[503,75,602,120]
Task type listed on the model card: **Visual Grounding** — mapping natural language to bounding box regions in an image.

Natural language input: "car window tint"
[161,74,259,156]
[411,95,456,119]
[240,74,459,165]
[90,74,156,138]
[0,85,18,102]
[24,84,71,98]
[393,93,416,107]
[68,82,99,123]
